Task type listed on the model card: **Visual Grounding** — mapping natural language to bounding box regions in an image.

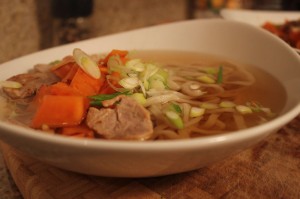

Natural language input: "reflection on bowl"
[0,19,300,177]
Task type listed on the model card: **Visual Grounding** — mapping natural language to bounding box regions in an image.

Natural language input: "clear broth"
[132,50,287,114]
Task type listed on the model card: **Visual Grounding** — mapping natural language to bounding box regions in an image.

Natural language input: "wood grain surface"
[1,115,300,199]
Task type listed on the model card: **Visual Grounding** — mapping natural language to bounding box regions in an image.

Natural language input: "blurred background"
[0,0,299,64]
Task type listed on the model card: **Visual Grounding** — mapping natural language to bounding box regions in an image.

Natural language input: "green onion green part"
[217,65,223,84]
[89,91,131,106]
[165,111,184,129]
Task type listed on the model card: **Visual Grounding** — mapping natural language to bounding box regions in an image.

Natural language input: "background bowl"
[1,19,300,177]
[220,9,300,26]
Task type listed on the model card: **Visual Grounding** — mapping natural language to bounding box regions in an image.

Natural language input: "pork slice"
[86,96,153,140]
[3,72,59,101]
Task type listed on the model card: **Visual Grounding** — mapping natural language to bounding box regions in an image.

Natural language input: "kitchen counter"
[1,115,299,199]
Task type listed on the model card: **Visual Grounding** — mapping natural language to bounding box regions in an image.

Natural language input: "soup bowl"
[0,19,300,177]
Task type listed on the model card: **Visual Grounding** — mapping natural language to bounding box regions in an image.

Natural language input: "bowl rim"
[1,19,300,152]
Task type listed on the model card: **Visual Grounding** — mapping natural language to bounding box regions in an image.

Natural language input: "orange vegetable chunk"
[102,49,128,64]
[31,95,88,128]
[49,82,81,96]
[70,67,104,96]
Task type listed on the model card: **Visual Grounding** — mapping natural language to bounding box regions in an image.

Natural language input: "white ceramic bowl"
[1,19,300,177]
[220,9,300,26]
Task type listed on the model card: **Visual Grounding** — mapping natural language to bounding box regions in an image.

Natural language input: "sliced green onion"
[170,103,182,114]
[189,83,201,90]
[89,92,127,100]
[119,77,139,89]
[143,80,150,90]
[125,59,145,72]
[236,105,253,114]
[246,101,263,112]
[130,93,146,106]
[140,63,158,81]
[216,65,223,84]
[128,72,138,78]
[261,107,275,117]
[155,69,169,82]
[190,107,205,117]
[146,63,159,77]
[139,63,158,91]
[138,80,147,96]
[149,79,165,90]
[200,102,218,109]
[49,60,60,65]
[0,81,22,89]
[165,111,184,129]
[89,92,130,106]
[197,75,216,84]
[199,67,218,74]
[73,48,101,79]
[219,101,236,108]
[107,55,131,77]
[107,55,123,70]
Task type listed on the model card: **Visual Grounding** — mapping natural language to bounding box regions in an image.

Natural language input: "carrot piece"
[51,56,74,70]
[51,56,76,79]
[31,95,89,128]
[99,71,121,94]
[61,64,79,83]
[52,62,73,79]
[99,82,115,94]
[70,67,105,96]
[61,124,94,138]
[99,66,109,74]
[34,85,51,105]
[32,83,81,109]
[49,82,81,96]
[103,49,128,64]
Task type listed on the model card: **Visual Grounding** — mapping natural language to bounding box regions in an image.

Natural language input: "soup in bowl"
[0,19,300,177]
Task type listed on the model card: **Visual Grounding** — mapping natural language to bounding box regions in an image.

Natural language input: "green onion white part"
[119,77,139,89]
[200,102,219,109]
[130,93,147,106]
[236,105,253,114]
[0,81,22,89]
[125,59,145,72]
[165,110,184,129]
[190,107,205,117]
[197,75,216,84]
[73,48,101,79]
[219,101,236,108]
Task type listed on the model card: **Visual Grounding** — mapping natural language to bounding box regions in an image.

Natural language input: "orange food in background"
[262,19,300,50]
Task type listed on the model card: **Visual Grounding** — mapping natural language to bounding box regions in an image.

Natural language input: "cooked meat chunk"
[33,64,53,72]
[3,72,59,100]
[86,96,153,140]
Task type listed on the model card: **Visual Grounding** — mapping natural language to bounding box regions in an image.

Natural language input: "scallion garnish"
[165,111,184,129]
[171,103,182,114]
[89,91,130,106]
[49,60,61,66]
[216,65,223,84]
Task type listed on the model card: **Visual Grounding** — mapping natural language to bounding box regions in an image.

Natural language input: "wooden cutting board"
[1,115,300,199]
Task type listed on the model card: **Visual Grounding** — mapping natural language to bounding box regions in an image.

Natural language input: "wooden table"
[1,115,300,199]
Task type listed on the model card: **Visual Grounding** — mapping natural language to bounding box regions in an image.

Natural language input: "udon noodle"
[0,49,285,140]
[143,60,265,139]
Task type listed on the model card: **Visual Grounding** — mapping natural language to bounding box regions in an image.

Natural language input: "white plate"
[0,19,300,177]
[220,9,300,26]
